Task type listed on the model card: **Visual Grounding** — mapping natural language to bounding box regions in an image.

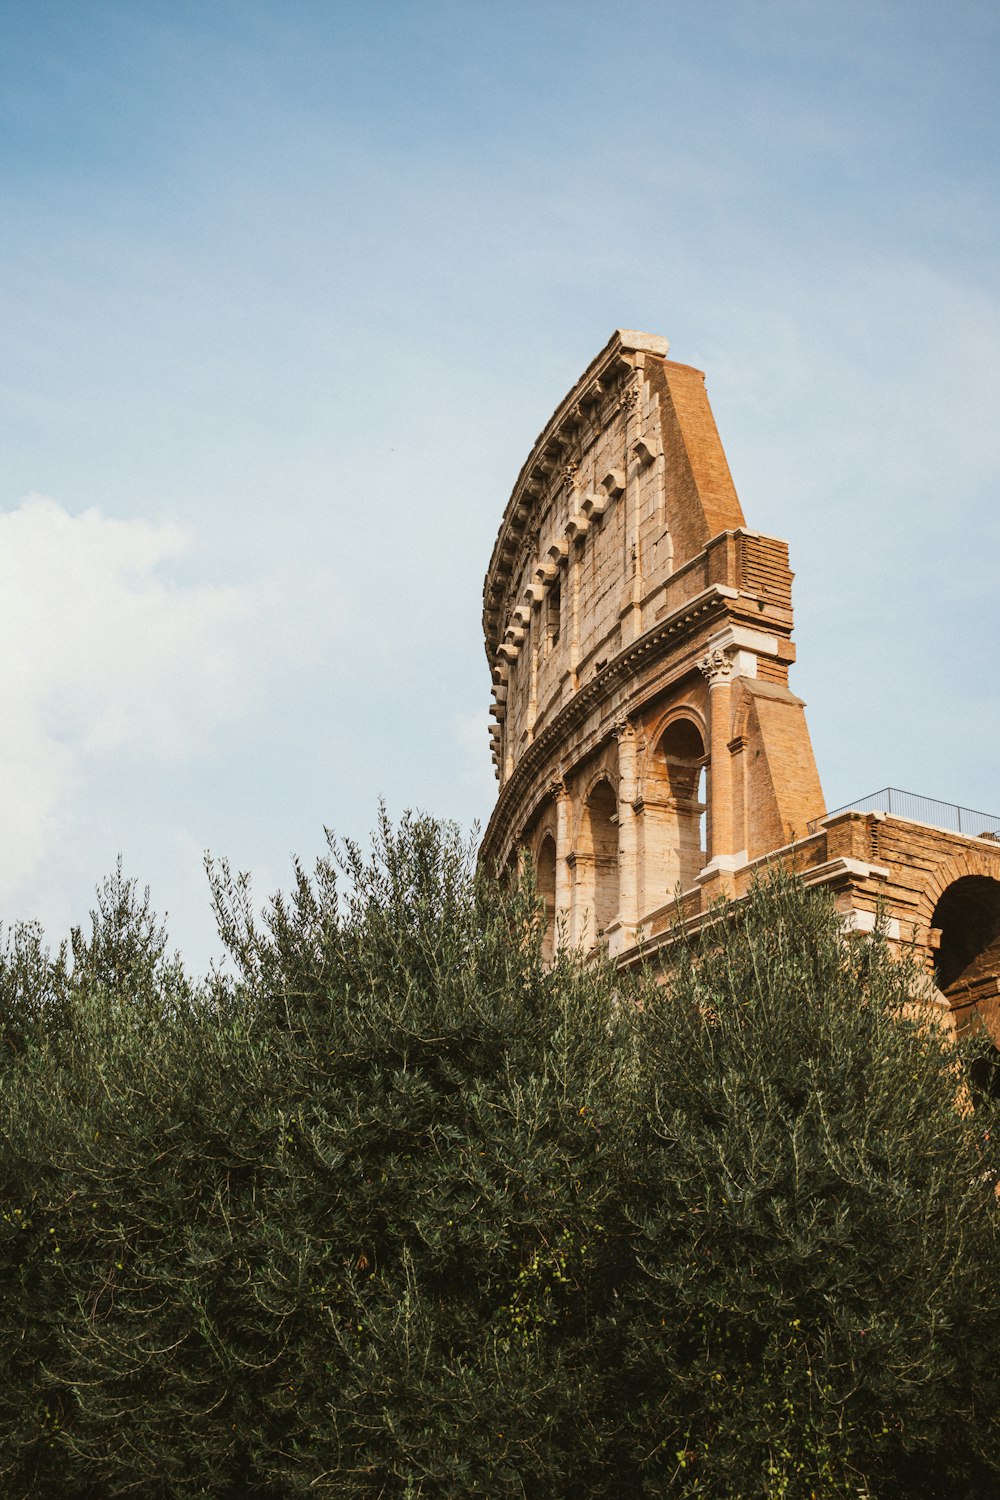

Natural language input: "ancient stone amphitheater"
[481,330,1000,1040]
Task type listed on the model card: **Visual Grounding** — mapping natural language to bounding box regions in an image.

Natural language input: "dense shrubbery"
[0,813,998,1498]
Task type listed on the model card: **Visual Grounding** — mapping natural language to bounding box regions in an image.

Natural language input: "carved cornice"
[482,330,670,661]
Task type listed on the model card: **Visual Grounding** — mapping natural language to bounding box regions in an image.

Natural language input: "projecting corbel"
[581,491,608,520]
[601,468,626,500]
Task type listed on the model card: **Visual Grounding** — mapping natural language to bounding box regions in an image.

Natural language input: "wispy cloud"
[0,496,256,902]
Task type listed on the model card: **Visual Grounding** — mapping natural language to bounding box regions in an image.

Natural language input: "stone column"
[728,732,748,858]
[568,851,592,948]
[698,647,737,877]
[552,778,573,950]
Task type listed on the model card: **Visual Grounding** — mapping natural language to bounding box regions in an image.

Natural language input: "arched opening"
[582,778,619,942]
[501,848,521,893]
[968,1043,1000,1105]
[933,876,1000,991]
[932,876,1000,1042]
[656,717,707,893]
[536,833,557,963]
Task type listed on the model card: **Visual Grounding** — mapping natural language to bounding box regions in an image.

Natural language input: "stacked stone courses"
[481,330,1000,1041]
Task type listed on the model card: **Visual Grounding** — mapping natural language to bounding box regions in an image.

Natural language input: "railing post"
[887,788,893,816]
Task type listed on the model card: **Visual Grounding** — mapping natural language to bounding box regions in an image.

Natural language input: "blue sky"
[2,0,998,967]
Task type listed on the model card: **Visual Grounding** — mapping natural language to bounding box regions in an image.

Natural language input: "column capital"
[698,646,735,685]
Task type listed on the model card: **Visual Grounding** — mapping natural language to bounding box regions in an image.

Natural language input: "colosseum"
[480,329,1000,1040]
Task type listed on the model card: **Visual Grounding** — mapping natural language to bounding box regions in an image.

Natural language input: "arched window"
[648,717,707,895]
[582,779,619,941]
[536,833,557,963]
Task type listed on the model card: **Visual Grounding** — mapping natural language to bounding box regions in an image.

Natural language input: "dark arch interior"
[536,833,557,962]
[586,779,619,937]
[660,718,705,796]
[968,1043,1000,1104]
[933,876,1000,991]
[660,717,705,763]
[658,718,708,869]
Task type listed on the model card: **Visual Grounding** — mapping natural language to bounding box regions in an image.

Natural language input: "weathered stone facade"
[481,330,1000,1038]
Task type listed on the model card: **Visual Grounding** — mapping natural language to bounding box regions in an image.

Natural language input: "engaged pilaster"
[552,778,573,949]
[612,718,640,951]
[697,647,739,886]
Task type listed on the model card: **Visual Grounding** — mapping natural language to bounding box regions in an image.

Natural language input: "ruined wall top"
[483,329,747,665]
[478,332,1000,1048]
[483,329,761,788]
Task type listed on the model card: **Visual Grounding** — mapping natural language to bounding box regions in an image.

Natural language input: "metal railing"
[808,787,1000,840]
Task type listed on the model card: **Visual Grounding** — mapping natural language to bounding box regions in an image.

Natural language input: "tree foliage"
[0,814,998,1497]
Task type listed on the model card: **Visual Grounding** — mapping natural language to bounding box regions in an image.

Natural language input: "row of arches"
[530,715,709,961]
[530,741,1000,1044]
[536,778,622,960]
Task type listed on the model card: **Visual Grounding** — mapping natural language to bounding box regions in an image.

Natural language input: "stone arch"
[916,849,1000,937]
[931,876,1000,1042]
[525,795,559,854]
[916,853,1000,1041]
[576,776,620,945]
[535,832,557,963]
[640,707,708,901]
[933,876,1000,991]
[641,700,709,779]
[524,792,563,942]
[969,1042,1000,1103]
[575,755,619,819]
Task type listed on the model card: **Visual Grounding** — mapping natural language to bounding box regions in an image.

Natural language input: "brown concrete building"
[480,330,1000,1039]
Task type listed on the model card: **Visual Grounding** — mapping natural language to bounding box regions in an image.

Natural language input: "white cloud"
[0,495,256,902]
